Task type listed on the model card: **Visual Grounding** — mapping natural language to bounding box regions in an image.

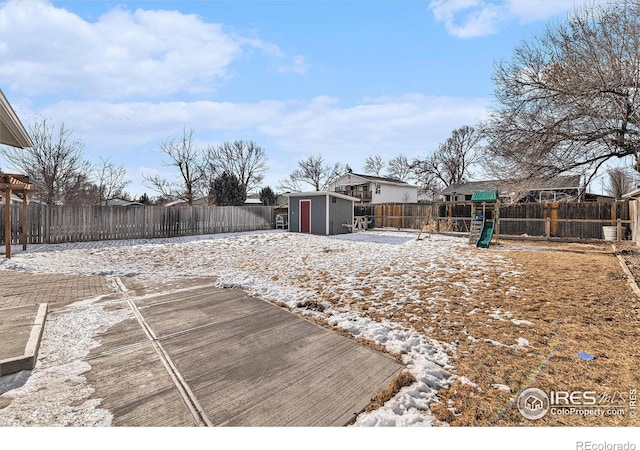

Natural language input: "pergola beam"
[1,174,35,258]
[4,188,11,258]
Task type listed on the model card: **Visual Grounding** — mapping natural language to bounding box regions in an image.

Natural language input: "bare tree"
[363,155,385,176]
[605,167,636,199]
[142,128,206,205]
[483,0,640,185]
[94,157,130,204]
[0,119,90,205]
[385,154,413,182]
[205,140,267,196]
[411,125,481,190]
[278,155,344,191]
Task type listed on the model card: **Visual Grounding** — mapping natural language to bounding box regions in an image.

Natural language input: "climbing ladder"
[469,218,484,245]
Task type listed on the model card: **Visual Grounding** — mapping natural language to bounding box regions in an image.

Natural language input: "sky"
[0,0,600,198]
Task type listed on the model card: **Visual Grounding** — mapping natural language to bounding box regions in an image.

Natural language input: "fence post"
[617,218,622,242]
[545,217,551,240]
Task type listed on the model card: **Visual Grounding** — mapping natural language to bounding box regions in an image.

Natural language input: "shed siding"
[329,197,354,235]
[288,196,327,235]
[289,201,299,232]
[309,196,326,235]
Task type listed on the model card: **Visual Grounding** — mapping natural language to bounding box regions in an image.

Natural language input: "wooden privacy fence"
[0,204,275,245]
[365,201,633,240]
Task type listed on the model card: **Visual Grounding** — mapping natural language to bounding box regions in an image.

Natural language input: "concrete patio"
[0,270,403,426]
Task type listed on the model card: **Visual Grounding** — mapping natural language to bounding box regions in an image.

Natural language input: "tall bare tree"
[94,157,130,204]
[278,155,344,192]
[411,125,481,190]
[385,154,413,182]
[605,167,636,199]
[483,0,640,185]
[142,128,206,205]
[205,140,267,197]
[0,119,90,205]
[363,155,385,176]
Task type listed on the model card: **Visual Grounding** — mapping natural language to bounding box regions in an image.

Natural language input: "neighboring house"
[328,172,418,204]
[244,195,263,206]
[0,194,45,205]
[165,196,213,207]
[97,198,143,207]
[440,176,584,203]
[0,193,26,204]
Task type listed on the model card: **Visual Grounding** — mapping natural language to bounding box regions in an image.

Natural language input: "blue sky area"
[0,0,607,197]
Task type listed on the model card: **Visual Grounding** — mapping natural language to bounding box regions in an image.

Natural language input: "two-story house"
[328,172,418,204]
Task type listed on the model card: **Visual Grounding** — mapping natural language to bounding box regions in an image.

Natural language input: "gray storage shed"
[286,191,357,235]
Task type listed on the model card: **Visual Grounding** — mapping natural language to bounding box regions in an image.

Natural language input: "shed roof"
[285,191,358,202]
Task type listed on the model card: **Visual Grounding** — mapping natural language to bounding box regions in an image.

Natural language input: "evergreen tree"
[211,172,246,206]
[138,193,152,205]
[259,186,277,206]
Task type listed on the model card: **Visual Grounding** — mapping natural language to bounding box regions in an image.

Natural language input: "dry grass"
[365,370,416,413]
[429,241,640,426]
[266,236,640,426]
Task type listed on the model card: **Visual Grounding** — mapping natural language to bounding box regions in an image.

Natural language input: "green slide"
[477,219,495,248]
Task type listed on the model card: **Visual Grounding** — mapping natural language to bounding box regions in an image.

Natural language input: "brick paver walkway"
[0,269,116,309]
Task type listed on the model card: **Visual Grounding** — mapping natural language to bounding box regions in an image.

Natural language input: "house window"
[375,184,381,194]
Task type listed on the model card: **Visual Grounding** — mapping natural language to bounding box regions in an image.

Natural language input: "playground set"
[468,190,499,248]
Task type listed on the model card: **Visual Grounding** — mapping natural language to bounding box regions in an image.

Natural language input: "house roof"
[164,196,211,207]
[334,172,416,188]
[285,191,359,202]
[350,172,405,184]
[0,89,32,148]
[98,198,143,207]
[441,176,582,196]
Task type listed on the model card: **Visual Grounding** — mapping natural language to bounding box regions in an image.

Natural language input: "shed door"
[300,200,311,233]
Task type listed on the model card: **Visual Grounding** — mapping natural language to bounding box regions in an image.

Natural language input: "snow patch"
[0,295,130,426]
[491,384,511,393]
[1,230,523,426]
[512,319,534,326]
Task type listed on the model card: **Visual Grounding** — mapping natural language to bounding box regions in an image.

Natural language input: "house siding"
[371,184,418,203]
[329,174,418,204]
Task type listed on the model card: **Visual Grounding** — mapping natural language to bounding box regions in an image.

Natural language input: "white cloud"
[505,0,592,24]
[278,55,309,74]
[0,0,284,99]
[429,0,504,38]
[428,0,591,38]
[5,94,490,193]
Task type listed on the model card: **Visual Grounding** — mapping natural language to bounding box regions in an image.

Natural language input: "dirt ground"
[429,239,640,426]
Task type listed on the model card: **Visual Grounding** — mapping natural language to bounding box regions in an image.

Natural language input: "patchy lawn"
[2,231,639,426]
